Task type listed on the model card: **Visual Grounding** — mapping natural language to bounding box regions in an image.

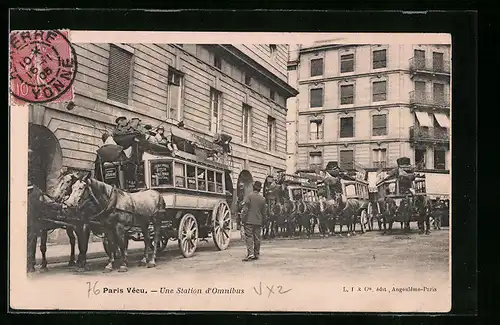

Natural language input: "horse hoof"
[76,267,86,273]
[27,267,36,273]
[68,261,76,267]
[103,267,113,273]
[118,266,128,272]
[138,260,147,266]
[39,267,48,273]
[147,262,156,268]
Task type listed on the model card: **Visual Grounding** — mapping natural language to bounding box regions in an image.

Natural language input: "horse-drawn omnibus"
[261,172,320,237]
[96,126,234,259]
[374,157,429,231]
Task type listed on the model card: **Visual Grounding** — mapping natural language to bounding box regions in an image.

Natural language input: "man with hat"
[240,180,268,261]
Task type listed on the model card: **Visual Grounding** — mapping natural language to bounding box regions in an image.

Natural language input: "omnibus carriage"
[375,157,427,224]
[96,132,234,258]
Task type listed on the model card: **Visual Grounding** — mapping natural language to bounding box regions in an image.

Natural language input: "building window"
[340,116,354,138]
[372,149,387,169]
[415,148,427,169]
[269,44,277,61]
[310,58,324,77]
[107,45,133,104]
[267,116,276,151]
[244,73,252,86]
[372,81,387,102]
[209,88,222,133]
[339,150,354,170]
[415,81,426,95]
[340,53,355,73]
[270,90,275,101]
[213,55,222,70]
[310,88,324,108]
[372,114,387,136]
[373,49,387,69]
[242,104,252,144]
[309,151,323,170]
[433,83,445,105]
[414,49,426,69]
[432,52,444,72]
[340,84,354,105]
[167,68,183,120]
[434,149,446,170]
[309,119,323,140]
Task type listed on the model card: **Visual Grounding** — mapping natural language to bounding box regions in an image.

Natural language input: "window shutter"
[107,45,133,104]
[310,88,323,107]
[310,58,324,77]
[340,150,354,170]
[373,115,386,129]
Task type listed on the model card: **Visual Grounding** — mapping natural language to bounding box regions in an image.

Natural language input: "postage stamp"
[9,30,77,105]
[9,31,452,312]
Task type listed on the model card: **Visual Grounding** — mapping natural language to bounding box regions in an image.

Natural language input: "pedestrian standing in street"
[240,181,268,262]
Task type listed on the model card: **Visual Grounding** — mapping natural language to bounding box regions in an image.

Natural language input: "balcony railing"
[309,131,324,140]
[410,126,450,143]
[409,57,450,74]
[409,91,450,107]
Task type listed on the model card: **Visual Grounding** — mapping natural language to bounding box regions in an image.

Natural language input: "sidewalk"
[37,229,243,265]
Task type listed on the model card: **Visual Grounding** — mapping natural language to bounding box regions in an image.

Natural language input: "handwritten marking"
[86,281,100,298]
[253,282,292,297]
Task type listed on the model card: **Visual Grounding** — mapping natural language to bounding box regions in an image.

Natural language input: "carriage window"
[207,170,216,192]
[197,167,207,191]
[216,172,224,193]
[174,162,186,188]
[187,165,197,190]
[345,184,356,196]
[150,162,173,187]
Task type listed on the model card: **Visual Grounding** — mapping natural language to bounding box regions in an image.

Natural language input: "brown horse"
[379,197,398,235]
[27,172,81,273]
[332,193,362,236]
[64,174,166,272]
[318,198,336,236]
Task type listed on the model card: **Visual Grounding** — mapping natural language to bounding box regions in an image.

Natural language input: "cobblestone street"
[20,227,451,312]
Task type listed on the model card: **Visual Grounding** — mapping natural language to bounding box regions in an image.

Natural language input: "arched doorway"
[28,123,63,195]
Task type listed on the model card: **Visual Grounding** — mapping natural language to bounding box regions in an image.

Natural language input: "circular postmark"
[9,30,78,104]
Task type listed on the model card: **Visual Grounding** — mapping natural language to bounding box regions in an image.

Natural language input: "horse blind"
[107,45,133,105]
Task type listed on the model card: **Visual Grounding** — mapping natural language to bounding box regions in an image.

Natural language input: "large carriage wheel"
[178,213,198,258]
[359,210,367,233]
[367,203,373,231]
[212,200,232,251]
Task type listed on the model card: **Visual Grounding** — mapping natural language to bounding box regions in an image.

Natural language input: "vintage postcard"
[9,30,452,312]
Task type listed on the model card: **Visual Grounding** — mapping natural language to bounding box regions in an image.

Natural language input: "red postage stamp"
[9,30,78,105]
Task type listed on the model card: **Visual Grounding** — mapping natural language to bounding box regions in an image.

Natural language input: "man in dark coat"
[240,181,268,261]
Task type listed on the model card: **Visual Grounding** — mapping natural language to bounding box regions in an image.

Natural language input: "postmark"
[9,30,78,104]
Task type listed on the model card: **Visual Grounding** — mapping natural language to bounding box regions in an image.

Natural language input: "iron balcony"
[409,126,450,144]
[409,57,450,75]
[409,91,450,108]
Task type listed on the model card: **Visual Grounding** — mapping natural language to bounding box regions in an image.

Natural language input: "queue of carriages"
[246,159,449,240]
